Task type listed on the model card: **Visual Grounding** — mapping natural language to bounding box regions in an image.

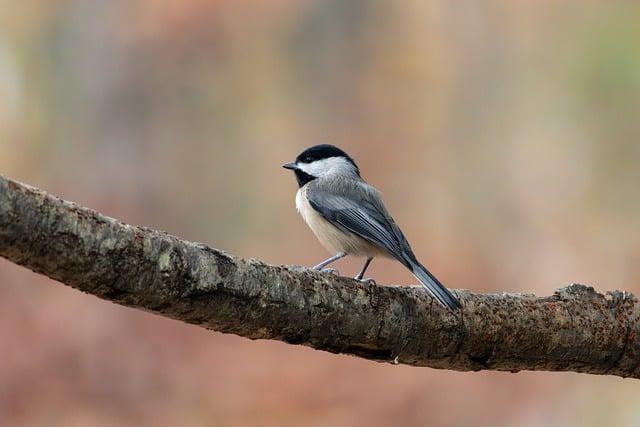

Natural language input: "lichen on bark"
[1,174,640,379]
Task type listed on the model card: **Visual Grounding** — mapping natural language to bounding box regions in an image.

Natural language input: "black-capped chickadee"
[283,144,461,310]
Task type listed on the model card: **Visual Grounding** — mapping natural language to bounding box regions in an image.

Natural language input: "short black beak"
[282,162,298,170]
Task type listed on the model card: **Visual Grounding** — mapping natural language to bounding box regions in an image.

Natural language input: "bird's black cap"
[283,144,360,187]
[295,144,359,170]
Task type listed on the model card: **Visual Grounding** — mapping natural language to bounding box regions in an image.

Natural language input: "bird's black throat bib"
[295,169,316,187]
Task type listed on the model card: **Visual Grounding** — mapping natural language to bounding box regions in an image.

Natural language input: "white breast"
[295,185,384,257]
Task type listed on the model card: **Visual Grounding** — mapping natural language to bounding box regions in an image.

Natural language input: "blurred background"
[1,0,640,426]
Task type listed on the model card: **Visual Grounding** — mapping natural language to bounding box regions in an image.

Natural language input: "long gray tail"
[408,260,461,310]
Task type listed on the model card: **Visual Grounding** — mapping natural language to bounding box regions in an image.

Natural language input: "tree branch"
[1,175,639,379]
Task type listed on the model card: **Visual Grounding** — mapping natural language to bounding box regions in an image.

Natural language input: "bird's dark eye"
[304,157,313,163]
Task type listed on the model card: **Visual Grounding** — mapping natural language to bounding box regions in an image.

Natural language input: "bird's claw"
[356,277,376,285]
[319,268,339,275]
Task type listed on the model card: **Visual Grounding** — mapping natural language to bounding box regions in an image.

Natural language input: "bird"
[282,144,461,310]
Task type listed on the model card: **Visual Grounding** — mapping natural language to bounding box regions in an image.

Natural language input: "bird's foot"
[319,268,339,275]
[355,277,376,285]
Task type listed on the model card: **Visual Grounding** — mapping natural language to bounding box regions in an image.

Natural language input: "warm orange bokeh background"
[1,1,640,426]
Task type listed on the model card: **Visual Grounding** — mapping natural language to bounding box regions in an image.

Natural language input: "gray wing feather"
[307,178,461,311]
[307,179,415,266]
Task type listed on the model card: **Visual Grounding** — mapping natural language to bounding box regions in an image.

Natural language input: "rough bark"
[1,175,639,379]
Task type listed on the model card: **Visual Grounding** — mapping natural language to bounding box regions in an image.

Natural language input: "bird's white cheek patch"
[297,157,357,178]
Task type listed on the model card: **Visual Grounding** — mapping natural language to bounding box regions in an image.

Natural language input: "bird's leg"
[313,252,346,274]
[354,257,374,282]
